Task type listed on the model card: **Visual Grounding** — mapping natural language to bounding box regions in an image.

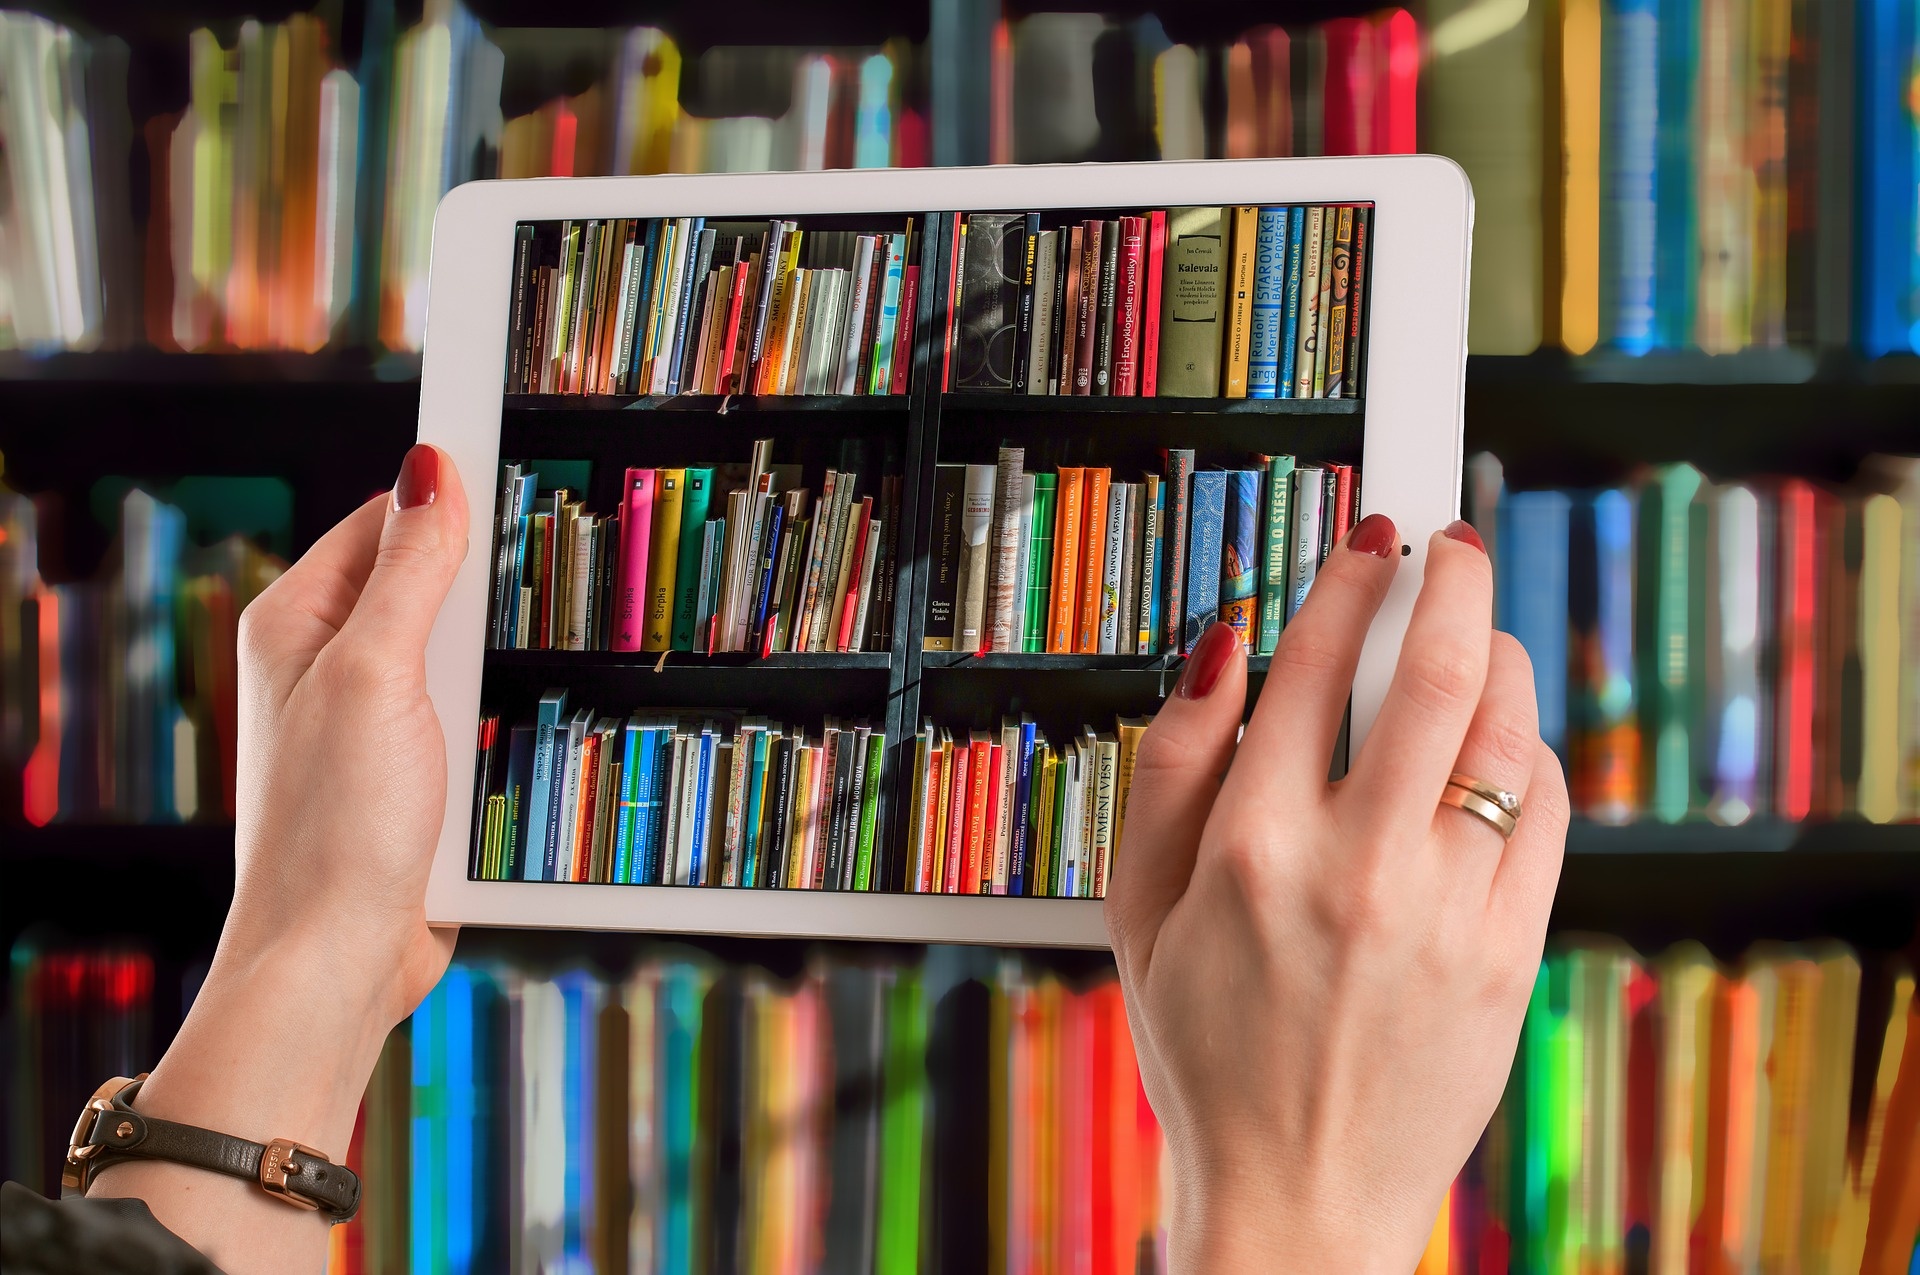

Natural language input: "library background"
[2,0,1917,1271]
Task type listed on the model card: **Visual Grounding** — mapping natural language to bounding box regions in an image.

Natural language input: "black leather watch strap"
[72,1078,361,1223]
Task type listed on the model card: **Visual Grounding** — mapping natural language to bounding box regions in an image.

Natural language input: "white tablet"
[419,157,1471,946]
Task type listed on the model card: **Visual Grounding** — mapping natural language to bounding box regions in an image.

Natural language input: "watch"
[63,1074,362,1223]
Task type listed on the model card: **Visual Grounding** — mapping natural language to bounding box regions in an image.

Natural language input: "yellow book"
[1113,716,1150,862]
[1857,493,1902,821]
[1221,205,1259,397]
[1837,967,1914,1274]
[1757,948,1822,1271]
[931,736,953,893]
[643,470,685,650]
[1415,1192,1451,1275]
[1555,0,1602,355]
[1653,943,1721,1275]
[1799,945,1860,1272]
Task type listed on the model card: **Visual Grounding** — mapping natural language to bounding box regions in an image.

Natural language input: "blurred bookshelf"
[3,0,1918,1268]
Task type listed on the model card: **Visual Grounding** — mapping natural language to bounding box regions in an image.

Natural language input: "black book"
[953,212,1023,390]
[924,464,966,650]
[822,965,885,1274]
[824,726,856,889]
[1046,229,1072,394]
[506,224,533,391]
[1009,211,1042,391]
[765,735,795,887]
[1093,217,1121,395]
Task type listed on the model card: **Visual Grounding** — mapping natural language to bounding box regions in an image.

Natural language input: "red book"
[943,742,972,895]
[1376,10,1420,154]
[835,497,875,652]
[1320,18,1372,156]
[976,741,1003,894]
[1113,216,1146,396]
[1623,964,1659,1267]
[1140,210,1167,396]
[1332,463,1356,540]
[716,259,751,393]
[1773,480,1819,819]
[1058,224,1086,395]
[572,730,600,881]
[889,263,919,394]
[1090,985,1116,1275]
[918,740,944,892]
[535,513,555,648]
[1072,220,1102,394]
[942,214,963,390]
[963,739,993,895]
[612,468,654,651]
[547,101,578,176]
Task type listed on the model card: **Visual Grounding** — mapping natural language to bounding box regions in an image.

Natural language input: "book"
[1184,472,1227,651]
[987,448,1026,653]
[1256,455,1295,655]
[1141,209,1168,396]
[1023,475,1057,654]
[1342,207,1370,398]
[1077,468,1112,653]
[1028,229,1059,394]
[1636,463,1706,822]
[669,469,714,650]
[1287,467,1328,620]
[1219,468,1261,649]
[1058,224,1086,395]
[1161,450,1196,654]
[1293,206,1326,399]
[1323,206,1355,398]
[613,468,655,651]
[924,464,965,651]
[1099,479,1128,653]
[1311,207,1336,396]
[643,469,685,651]
[1010,213,1041,392]
[1501,491,1574,760]
[1092,219,1120,395]
[1072,220,1102,394]
[1247,207,1289,398]
[1113,217,1146,395]
[956,463,996,653]
[1157,207,1228,396]
[954,213,1022,390]
[1048,467,1087,654]
[1221,205,1259,397]
[1135,474,1163,654]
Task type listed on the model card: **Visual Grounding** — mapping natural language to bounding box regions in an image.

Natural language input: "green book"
[1049,747,1071,897]
[1635,463,1706,822]
[1022,475,1057,653]
[1257,454,1296,654]
[669,467,715,649]
[853,730,886,890]
[875,968,927,1275]
[1155,206,1230,397]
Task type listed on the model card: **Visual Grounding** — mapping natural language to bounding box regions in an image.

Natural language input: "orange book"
[942,739,972,895]
[1076,468,1112,652]
[964,733,994,895]
[571,730,601,881]
[1048,468,1086,653]
[1859,989,1920,1275]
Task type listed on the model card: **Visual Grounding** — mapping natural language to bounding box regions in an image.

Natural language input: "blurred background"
[2,0,1917,1271]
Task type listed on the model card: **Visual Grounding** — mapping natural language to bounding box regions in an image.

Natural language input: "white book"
[606,240,640,394]
[1028,229,1059,393]
[1287,467,1328,619]
[315,69,360,341]
[649,217,691,394]
[1008,473,1037,647]
[1115,482,1140,655]
[673,727,703,884]
[1092,732,1118,897]
[658,732,686,882]
[557,710,592,877]
[838,236,878,392]
[793,474,835,651]
[986,448,1026,652]
[955,463,997,653]
[1098,480,1128,653]
[818,270,853,393]
[567,510,594,650]
[774,267,808,394]
[850,518,883,653]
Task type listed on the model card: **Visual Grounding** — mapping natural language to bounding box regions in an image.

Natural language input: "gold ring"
[1440,774,1521,839]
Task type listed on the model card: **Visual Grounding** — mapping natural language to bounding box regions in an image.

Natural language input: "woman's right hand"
[1106,514,1570,1273]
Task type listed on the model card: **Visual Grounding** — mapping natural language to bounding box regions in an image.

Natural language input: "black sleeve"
[1,1180,224,1275]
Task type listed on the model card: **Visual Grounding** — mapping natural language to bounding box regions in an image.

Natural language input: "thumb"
[1106,620,1244,975]
[340,444,469,664]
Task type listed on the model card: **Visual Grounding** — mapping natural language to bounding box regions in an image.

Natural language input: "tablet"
[419,157,1472,946]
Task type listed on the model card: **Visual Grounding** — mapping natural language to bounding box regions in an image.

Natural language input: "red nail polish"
[1177,620,1238,701]
[394,444,438,510]
[1443,519,1485,553]
[1347,512,1397,559]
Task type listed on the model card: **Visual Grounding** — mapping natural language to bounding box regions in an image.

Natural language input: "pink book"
[1141,210,1166,396]
[1320,18,1372,156]
[889,264,919,394]
[612,468,654,651]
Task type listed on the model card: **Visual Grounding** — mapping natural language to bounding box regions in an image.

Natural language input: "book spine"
[942,742,971,894]
[1342,207,1370,398]
[1009,721,1037,894]
[1024,476,1057,653]
[1184,472,1226,651]
[990,729,1014,893]
[613,469,654,651]
[1092,737,1117,897]
[668,469,713,650]
[889,264,919,395]
[1248,207,1288,398]
[1162,450,1195,653]
[1048,468,1086,653]
[1093,219,1120,394]
[1293,207,1326,399]
[1099,481,1127,653]
[987,447,1026,653]
[966,740,996,894]
[1077,468,1112,653]
[1257,455,1296,655]
[1059,225,1084,395]
[751,504,787,654]
[1157,207,1227,397]
[1011,212,1041,392]
[838,240,875,395]
[506,227,532,391]
[746,220,788,388]
[1028,231,1058,394]
[924,465,964,650]
[1136,474,1161,654]
[941,213,963,391]
[1222,206,1259,397]
[854,730,885,891]
[643,470,684,651]
[1219,469,1261,649]
[1287,467,1328,620]
[834,502,873,652]
[1113,217,1146,395]
[1072,221,1101,394]
[1141,209,1167,396]
[957,464,996,654]
[1324,207,1356,398]
[669,223,712,394]
[1311,209,1336,397]
[869,234,907,394]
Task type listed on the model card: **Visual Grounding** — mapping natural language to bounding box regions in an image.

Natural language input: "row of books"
[1,484,284,825]
[503,219,918,398]
[485,449,900,657]
[9,936,1914,1275]
[946,204,1370,400]
[926,450,1358,656]
[1471,452,1920,826]
[902,715,1148,899]
[470,696,888,892]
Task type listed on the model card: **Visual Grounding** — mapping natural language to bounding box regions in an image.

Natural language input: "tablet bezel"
[418,157,1472,946]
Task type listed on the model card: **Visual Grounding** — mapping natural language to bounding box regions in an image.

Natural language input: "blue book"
[553,970,601,1268]
[410,969,444,1273]
[1219,468,1262,648]
[1008,717,1037,895]
[614,717,643,883]
[1653,0,1696,349]
[1859,0,1919,355]
[750,503,785,651]
[441,964,477,1272]
[664,216,707,392]
[505,474,536,645]
[1499,490,1573,759]
[1183,471,1228,651]
[869,232,907,392]
[658,964,706,1275]
[1247,207,1290,397]
[627,720,657,884]
[625,220,663,391]
[524,688,567,881]
[742,727,771,887]
[542,721,570,881]
[1277,209,1306,397]
[646,722,676,883]
[688,727,716,885]
[1603,0,1659,352]
[502,725,535,880]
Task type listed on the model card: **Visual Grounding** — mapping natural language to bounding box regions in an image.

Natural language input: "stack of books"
[469,698,888,892]
[903,715,1150,899]
[1471,452,1920,826]
[485,445,899,658]
[925,449,1357,657]
[943,205,1370,399]
[1,483,285,825]
[503,219,919,398]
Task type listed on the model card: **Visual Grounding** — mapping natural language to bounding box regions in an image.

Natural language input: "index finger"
[1343,524,1495,822]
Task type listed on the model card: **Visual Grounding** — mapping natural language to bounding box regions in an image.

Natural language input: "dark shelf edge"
[502,393,909,413]
[487,650,893,670]
[0,350,422,384]
[940,392,1362,415]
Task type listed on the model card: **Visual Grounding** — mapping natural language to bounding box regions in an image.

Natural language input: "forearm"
[87,927,390,1275]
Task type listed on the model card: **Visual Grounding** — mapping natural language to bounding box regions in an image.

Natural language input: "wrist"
[1168,1147,1414,1275]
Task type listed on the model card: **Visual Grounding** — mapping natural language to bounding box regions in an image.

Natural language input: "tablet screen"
[468,204,1369,901]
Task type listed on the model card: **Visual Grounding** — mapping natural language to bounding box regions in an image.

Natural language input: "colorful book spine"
[1248,207,1289,398]
[1279,208,1306,398]
[1219,469,1261,648]
[1183,472,1227,652]
[669,468,714,650]
[1257,455,1296,655]
[1287,467,1327,620]
[613,468,654,652]
[1221,206,1259,397]
[1048,468,1086,654]
[1161,450,1195,654]
[643,469,685,652]
[1141,210,1167,397]
[1077,468,1112,653]
[1024,475,1057,654]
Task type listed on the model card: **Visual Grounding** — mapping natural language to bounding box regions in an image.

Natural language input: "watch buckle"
[260,1137,324,1210]
[62,1074,141,1193]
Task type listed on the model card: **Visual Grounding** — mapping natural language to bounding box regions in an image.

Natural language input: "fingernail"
[1177,620,1238,701]
[1346,512,1397,559]
[394,444,438,511]
[1443,519,1485,553]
